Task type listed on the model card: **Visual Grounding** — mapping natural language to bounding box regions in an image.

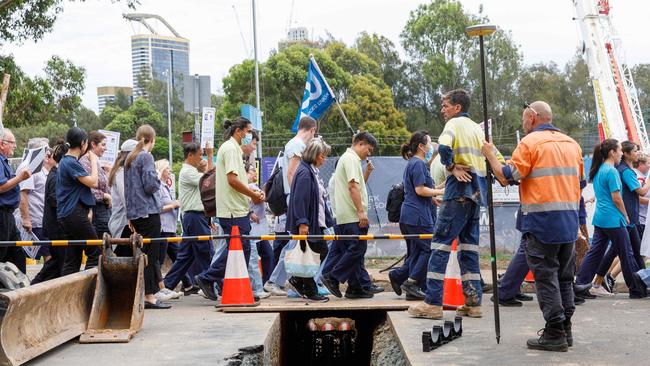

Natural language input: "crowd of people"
[1,88,649,350]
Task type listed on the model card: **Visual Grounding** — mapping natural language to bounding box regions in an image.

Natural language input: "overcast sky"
[3,0,649,113]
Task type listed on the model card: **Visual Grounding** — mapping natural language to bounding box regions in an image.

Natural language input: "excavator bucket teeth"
[0,268,97,366]
[80,233,145,344]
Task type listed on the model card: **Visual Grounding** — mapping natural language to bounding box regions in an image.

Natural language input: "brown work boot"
[456,305,482,318]
[407,302,443,319]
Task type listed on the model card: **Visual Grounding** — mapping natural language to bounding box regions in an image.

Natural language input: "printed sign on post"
[98,130,121,164]
[201,107,216,149]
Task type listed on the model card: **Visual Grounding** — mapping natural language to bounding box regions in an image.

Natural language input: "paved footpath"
[25,291,650,366]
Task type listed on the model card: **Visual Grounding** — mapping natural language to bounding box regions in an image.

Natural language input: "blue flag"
[292,56,336,132]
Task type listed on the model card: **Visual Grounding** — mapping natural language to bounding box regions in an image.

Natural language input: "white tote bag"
[285,240,321,278]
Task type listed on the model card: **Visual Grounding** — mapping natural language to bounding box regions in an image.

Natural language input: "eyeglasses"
[523,102,540,116]
[2,140,16,146]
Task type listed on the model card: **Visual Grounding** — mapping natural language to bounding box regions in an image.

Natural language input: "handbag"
[285,240,321,278]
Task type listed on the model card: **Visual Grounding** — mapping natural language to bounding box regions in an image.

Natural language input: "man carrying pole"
[482,101,583,352]
[408,89,503,320]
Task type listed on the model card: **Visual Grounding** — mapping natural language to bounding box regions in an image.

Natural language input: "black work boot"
[526,322,568,352]
[563,319,573,347]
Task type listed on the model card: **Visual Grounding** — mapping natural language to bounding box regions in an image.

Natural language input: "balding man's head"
[0,128,16,157]
[522,101,553,134]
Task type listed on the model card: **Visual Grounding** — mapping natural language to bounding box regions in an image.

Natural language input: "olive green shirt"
[333,148,368,225]
[215,137,249,218]
[179,163,204,213]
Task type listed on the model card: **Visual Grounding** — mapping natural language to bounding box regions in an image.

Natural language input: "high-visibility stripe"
[431,243,452,252]
[528,167,579,179]
[454,146,482,157]
[427,272,446,280]
[511,166,522,181]
[521,201,580,213]
[461,273,481,281]
[458,243,479,252]
[260,235,276,241]
[224,250,249,279]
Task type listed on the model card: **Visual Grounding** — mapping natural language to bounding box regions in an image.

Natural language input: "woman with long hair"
[193,117,265,301]
[107,139,137,256]
[389,131,443,300]
[590,141,650,295]
[124,125,170,309]
[284,138,335,302]
[57,127,100,275]
[574,139,647,299]
[79,131,112,241]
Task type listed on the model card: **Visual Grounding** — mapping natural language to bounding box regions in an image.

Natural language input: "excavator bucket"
[79,233,145,343]
[0,268,97,366]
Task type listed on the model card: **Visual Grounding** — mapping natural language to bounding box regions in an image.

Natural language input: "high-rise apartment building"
[125,14,189,100]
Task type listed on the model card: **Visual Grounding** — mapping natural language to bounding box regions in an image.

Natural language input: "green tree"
[104,98,164,138]
[75,106,102,132]
[632,64,650,113]
[44,55,85,119]
[0,0,138,44]
[105,89,132,111]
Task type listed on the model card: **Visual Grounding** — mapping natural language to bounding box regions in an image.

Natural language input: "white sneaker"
[589,285,615,297]
[254,291,271,299]
[154,290,175,301]
[161,288,183,299]
[263,282,287,296]
[198,289,219,300]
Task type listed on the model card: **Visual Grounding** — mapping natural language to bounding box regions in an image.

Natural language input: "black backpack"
[264,152,288,216]
[386,182,405,223]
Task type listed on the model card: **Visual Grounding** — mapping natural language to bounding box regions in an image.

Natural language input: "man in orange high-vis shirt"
[482,101,584,352]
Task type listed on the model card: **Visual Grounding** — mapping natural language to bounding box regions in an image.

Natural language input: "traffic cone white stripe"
[445,249,461,279]
[224,250,249,279]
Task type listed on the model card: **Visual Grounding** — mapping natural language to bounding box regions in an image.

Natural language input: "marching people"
[0,128,31,274]
[57,127,101,275]
[264,116,317,296]
[483,101,583,352]
[31,142,66,284]
[389,131,443,301]
[588,141,650,296]
[163,142,215,296]
[193,117,265,301]
[408,89,503,319]
[124,124,170,309]
[154,159,184,300]
[573,139,647,300]
[320,131,378,299]
[79,131,112,243]
[285,138,334,302]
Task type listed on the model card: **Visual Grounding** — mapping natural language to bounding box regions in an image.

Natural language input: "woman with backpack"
[389,131,443,300]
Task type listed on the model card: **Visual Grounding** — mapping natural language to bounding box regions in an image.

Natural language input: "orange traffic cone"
[525,270,535,283]
[217,226,258,307]
[443,239,465,309]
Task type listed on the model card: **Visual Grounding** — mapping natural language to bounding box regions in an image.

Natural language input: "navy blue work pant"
[391,223,433,291]
[198,215,251,289]
[596,225,645,277]
[256,240,273,284]
[524,233,575,324]
[576,226,643,296]
[425,198,482,306]
[498,236,528,301]
[322,222,368,289]
[164,212,213,290]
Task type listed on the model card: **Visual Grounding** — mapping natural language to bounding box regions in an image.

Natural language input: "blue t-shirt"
[0,153,20,208]
[592,163,627,228]
[56,155,94,219]
[400,157,434,227]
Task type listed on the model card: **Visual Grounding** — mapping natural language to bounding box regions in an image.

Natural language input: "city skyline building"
[125,14,190,101]
[97,86,133,113]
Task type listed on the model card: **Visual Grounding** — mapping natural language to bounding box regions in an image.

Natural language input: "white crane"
[572,0,649,151]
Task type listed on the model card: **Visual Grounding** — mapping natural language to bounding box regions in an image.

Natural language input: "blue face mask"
[241,133,253,146]
[422,144,434,162]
